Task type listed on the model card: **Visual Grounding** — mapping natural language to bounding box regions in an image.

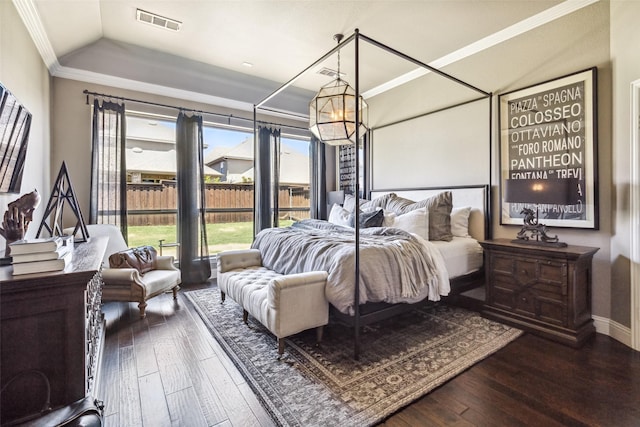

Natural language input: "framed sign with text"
[499,67,598,229]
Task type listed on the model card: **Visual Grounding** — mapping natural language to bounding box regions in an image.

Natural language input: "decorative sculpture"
[36,161,89,242]
[514,207,566,247]
[0,189,41,257]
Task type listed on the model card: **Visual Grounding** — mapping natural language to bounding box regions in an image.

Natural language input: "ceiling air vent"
[317,67,345,78]
[136,9,182,32]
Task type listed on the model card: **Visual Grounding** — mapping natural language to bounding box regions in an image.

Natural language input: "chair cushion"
[138,269,181,299]
[109,246,158,274]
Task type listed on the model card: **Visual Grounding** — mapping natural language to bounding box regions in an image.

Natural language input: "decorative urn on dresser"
[480,239,599,348]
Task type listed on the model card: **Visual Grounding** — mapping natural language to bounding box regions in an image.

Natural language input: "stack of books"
[9,235,75,275]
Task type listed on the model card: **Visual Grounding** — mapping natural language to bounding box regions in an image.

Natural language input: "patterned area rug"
[186,287,522,427]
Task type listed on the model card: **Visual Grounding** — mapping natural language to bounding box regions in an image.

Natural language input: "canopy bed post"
[353,28,362,360]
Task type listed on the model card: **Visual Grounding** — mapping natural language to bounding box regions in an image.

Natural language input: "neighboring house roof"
[127,148,221,177]
[125,116,220,177]
[204,138,254,164]
[205,137,309,185]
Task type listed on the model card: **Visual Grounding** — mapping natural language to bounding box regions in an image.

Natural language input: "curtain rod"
[83,89,310,132]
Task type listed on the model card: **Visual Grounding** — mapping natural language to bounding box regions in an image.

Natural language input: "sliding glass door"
[124,114,179,258]
[202,126,255,253]
[278,137,311,227]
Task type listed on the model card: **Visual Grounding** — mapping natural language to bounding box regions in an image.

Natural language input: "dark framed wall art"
[0,82,32,194]
[499,67,598,229]
[337,137,367,197]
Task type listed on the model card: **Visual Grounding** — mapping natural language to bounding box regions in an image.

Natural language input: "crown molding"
[12,0,60,70]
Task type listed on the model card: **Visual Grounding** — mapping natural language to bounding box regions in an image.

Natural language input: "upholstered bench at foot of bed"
[217,249,329,355]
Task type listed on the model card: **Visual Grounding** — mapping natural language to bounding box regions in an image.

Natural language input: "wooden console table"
[0,236,108,425]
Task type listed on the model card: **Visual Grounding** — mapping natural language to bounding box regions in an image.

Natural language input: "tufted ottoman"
[217,249,329,355]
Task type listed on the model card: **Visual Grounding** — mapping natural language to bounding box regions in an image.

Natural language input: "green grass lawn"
[127,220,294,257]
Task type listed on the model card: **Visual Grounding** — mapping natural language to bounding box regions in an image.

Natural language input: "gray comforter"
[251,219,450,315]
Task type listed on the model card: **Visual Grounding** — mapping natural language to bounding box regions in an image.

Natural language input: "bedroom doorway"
[631,78,640,351]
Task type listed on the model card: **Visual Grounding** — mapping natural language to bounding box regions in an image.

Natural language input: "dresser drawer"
[491,284,566,326]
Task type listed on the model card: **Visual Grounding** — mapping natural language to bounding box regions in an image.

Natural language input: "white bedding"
[431,236,484,279]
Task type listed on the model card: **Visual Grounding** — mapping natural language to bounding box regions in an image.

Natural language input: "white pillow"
[387,207,429,240]
[450,206,472,237]
[328,204,351,227]
[343,194,367,212]
[383,210,396,227]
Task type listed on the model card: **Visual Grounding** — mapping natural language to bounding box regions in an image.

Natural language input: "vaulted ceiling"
[16,0,598,117]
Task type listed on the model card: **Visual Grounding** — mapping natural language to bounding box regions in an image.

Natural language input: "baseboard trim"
[592,315,632,348]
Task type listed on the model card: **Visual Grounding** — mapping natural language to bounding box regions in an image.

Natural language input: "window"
[123,112,310,257]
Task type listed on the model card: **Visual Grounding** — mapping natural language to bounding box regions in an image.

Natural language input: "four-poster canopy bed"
[253,29,492,359]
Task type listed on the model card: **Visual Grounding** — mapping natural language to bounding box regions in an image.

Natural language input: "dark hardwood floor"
[97,281,640,427]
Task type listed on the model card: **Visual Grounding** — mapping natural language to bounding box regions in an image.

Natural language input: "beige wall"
[0,1,50,246]
[368,1,618,326]
[370,98,490,190]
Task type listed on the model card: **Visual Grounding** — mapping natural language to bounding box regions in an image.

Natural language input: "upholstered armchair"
[73,224,181,318]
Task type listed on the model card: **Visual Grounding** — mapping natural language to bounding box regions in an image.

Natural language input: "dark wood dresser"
[0,236,107,425]
[480,239,599,348]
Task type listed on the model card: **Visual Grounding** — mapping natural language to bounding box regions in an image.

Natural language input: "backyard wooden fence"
[126,181,310,226]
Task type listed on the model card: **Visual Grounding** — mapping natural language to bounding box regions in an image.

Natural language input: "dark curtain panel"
[90,99,127,238]
[254,126,281,234]
[309,135,327,219]
[176,112,211,284]
[271,130,281,227]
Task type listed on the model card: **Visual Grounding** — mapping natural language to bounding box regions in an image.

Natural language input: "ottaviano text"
[509,86,584,177]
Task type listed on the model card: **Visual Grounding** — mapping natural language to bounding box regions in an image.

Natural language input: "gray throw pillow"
[360,193,396,212]
[386,192,453,241]
[350,208,384,228]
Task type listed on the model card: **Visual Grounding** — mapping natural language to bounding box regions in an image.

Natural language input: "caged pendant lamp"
[309,34,368,146]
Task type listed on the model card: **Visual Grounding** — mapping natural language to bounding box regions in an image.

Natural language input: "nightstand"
[480,239,599,347]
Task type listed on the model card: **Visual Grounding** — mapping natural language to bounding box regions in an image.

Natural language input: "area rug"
[186,287,523,426]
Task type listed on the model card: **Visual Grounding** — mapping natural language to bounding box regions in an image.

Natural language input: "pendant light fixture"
[309,34,368,146]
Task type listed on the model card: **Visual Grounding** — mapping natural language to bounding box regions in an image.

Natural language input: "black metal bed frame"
[254,29,492,359]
